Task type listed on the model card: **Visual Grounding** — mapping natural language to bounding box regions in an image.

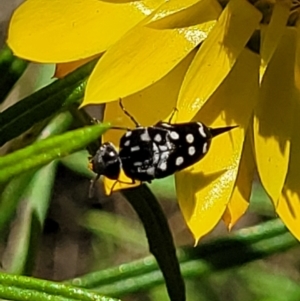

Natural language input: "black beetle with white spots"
[90,100,237,194]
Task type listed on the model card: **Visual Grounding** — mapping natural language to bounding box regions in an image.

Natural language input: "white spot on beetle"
[146,166,155,176]
[124,140,130,147]
[131,146,140,152]
[125,131,132,137]
[175,156,184,166]
[159,145,168,152]
[161,122,172,128]
[186,134,194,143]
[203,142,208,153]
[159,161,167,171]
[140,130,151,141]
[152,143,160,164]
[154,133,162,142]
[188,146,196,156]
[170,131,179,140]
[197,123,207,137]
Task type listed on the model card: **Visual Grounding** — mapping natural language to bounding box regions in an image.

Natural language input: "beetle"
[90,100,237,193]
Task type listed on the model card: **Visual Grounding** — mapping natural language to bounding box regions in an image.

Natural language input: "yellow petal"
[54,55,101,78]
[83,1,219,106]
[8,0,164,62]
[177,0,261,122]
[254,28,297,203]
[103,49,197,145]
[222,128,255,230]
[259,1,291,81]
[176,49,260,242]
[148,0,221,28]
[276,24,300,241]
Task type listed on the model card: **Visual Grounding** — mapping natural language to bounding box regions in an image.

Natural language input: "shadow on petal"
[254,28,296,153]
[276,99,300,240]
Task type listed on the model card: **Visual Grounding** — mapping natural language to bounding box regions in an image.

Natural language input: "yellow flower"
[7,0,300,243]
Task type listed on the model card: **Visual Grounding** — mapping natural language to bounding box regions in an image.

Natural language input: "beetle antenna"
[89,175,100,198]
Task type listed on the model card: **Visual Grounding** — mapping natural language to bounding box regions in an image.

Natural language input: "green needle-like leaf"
[0,284,77,301]
[67,219,297,297]
[0,273,120,301]
[0,123,110,183]
[0,58,97,146]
